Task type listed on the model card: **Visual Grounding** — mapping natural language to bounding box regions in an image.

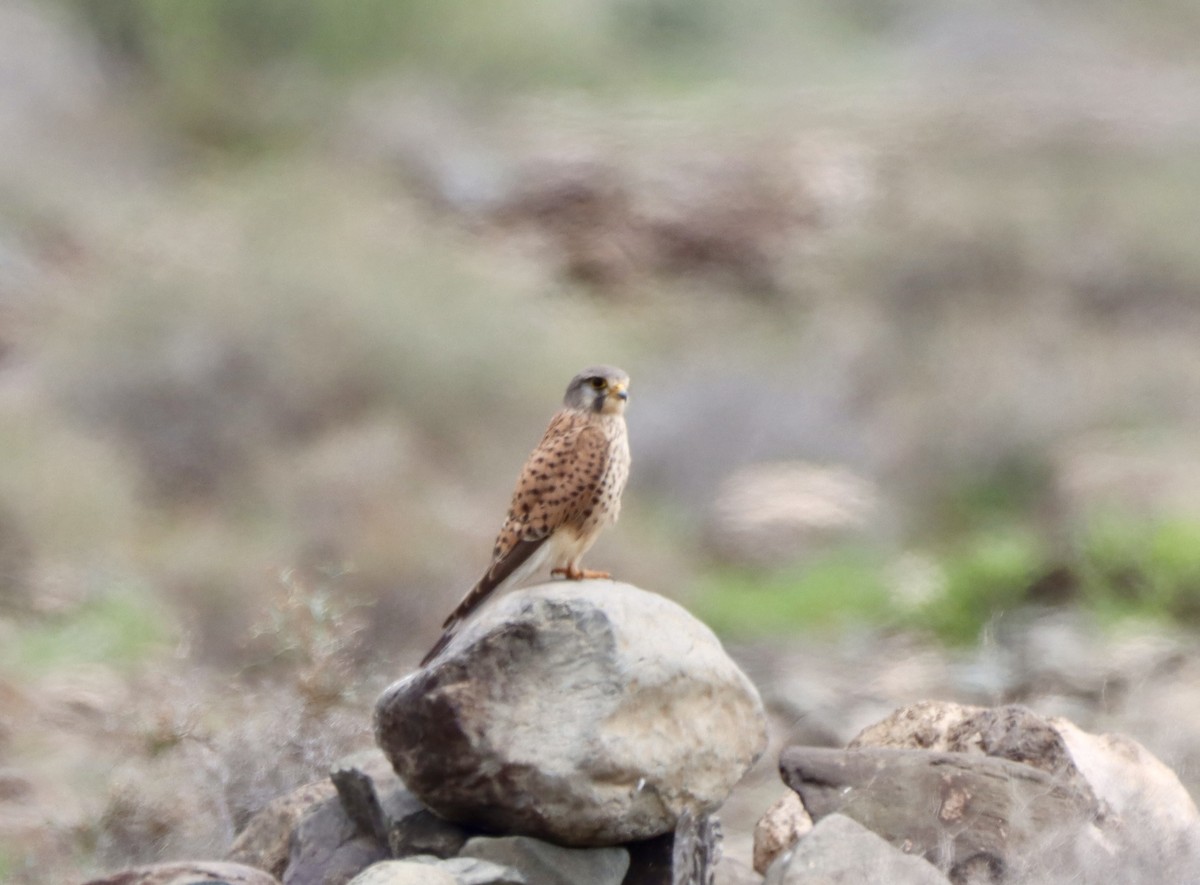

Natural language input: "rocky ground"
[66,583,1200,885]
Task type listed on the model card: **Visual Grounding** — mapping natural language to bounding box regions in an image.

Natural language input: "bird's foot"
[552,566,612,581]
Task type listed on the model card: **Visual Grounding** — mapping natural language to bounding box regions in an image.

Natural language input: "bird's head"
[564,365,630,416]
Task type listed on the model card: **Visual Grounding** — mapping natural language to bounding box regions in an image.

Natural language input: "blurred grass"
[914,528,1045,644]
[692,548,892,638]
[1080,517,1200,624]
[1,582,168,675]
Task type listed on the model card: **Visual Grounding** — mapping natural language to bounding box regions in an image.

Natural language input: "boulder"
[780,744,1099,879]
[375,581,767,845]
[81,861,281,885]
[763,814,948,884]
[849,701,1099,803]
[461,835,628,885]
[790,701,1200,883]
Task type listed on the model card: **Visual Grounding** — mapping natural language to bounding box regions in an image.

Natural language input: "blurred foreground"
[3,0,1200,880]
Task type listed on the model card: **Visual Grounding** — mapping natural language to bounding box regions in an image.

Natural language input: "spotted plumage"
[420,366,631,665]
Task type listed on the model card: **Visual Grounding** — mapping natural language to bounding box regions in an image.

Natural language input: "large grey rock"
[461,835,629,885]
[834,701,1200,883]
[376,581,766,845]
[850,701,1099,804]
[764,814,948,884]
[780,745,1099,880]
[81,861,281,885]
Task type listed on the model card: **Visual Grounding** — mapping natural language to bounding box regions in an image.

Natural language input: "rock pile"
[82,581,1200,885]
[85,580,767,885]
[757,700,1200,884]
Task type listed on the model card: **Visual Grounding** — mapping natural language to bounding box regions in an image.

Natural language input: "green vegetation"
[692,515,1200,646]
[692,548,892,639]
[1080,517,1200,624]
[912,528,1046,644]
[1,583,169,676]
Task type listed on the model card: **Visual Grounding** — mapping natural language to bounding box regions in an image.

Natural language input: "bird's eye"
[589,377,606,390]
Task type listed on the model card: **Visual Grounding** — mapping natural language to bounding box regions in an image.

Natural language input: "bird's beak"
[610,381,629,401]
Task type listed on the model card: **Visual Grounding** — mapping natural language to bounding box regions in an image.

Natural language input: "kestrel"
[421,365,631,665]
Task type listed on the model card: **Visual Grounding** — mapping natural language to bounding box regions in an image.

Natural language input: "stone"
[780,744,1099,879]
[1051,718,1200,881]
[332,765,389,845]
[671,811,722,885]
[850,701,1099,804]
[406,854,527,884]
[228,780,337,877]
[826,701,1200,882]
[461,835,629,885]
[376,581,766,845]
[333,750,472,859]
[282,793,388,885]
[752,792,811,875]
[764,814,947,884]
[382,786,470,859]
[81,860,281,885]
[346,860,457,885]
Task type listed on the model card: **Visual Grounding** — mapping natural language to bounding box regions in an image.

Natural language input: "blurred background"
[3,0,1200,880]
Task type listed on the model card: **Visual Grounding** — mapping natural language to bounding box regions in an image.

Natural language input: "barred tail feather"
[419,537,549,666]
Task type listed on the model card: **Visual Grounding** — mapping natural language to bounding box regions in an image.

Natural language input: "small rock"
[752,792,812,875]
[346,860,457,885]
[81,860,281,885]
[282,794,388,885]
[407,853,527,884]
[380,783,470,859]
[461,835,629,885]
[671,811,722,885]
[376,581,767,845]
[764,814,948,884]
[228,780,337,877]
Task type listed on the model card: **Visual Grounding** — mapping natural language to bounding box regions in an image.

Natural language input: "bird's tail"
[418,579,492,666]
[418,537,548,667]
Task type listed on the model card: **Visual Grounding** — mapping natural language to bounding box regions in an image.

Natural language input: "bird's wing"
[494,410,610,554]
